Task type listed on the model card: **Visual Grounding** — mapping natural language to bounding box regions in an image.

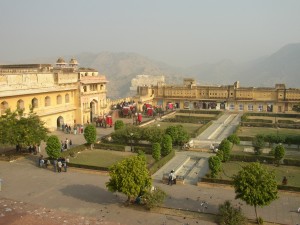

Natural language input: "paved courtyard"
[0,113,300,224]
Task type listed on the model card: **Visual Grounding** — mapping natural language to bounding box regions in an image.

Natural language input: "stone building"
[0,58,108,130]
[134,79,300,113]
[130,75,165,96]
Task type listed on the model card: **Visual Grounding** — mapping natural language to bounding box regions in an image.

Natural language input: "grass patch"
[70,150,135,167]
[220,162,300,187]
[70,149,156,168]
[237,127,300,137]
[149,121,202,137]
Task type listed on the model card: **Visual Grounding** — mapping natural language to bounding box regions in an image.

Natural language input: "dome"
[56,57,66,64]
[69,58,79,65]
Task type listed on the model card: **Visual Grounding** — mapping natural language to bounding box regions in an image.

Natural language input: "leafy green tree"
[152,142,161,161]
[45,135,61,159]
[114,120,125,130]
[106,155,152,202]
[0,109,49,147]
[252,134,265,155]
[227,134,240,150]
[142,187,166,210]
[142,126,164,143]
[208,156,222,178]
[176,125,190,146]
[218,200,247,225]
[233,162,278,223]
[218,139,231,162]
[84,124,97,149]
[165,125,189,146]
[274,144,285,166]
[161,134,172,156]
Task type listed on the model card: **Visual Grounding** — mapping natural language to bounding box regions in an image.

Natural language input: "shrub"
[152,142,161,162]
[218,200,247,225]
[161,134,172,156]
[114,120,125,130]
[142,187,167,210]
[45,135,61,159]
[208,156,222,178]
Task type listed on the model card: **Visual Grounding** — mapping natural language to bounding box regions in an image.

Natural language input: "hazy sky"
[1,0,299,67]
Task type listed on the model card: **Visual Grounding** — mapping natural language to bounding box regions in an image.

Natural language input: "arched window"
[0,101,9,114]
[57,95,62,104]
[32,98,38,108]
[17,99,25,110]
[45,96,51,107]
[65,94,70,103]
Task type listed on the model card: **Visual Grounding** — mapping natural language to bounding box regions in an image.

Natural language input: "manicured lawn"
[70,150,136,167]
[149,121,202,137]
[219,161,300,187]
[237,127,300,137]
[175,113,216,118]
[70,149,155,168]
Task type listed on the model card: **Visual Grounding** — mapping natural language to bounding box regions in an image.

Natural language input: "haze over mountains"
[1,43,300,99]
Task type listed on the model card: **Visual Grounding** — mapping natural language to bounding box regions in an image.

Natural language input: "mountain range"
[76,43,300,98]
[1,43,300,99]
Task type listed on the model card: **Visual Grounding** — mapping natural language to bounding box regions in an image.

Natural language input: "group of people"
[38,155,69,173]
[168,170,177,185]
[61,138,72,152]
[62,123,84,135]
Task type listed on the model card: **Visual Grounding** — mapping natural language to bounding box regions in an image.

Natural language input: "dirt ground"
[0,198,120,225]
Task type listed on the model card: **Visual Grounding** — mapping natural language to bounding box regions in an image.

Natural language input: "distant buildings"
[0,58,109,130]
[130,75,165,96]
[134,79,300,113]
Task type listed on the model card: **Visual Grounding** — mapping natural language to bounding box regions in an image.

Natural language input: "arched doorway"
[57,116,64,130]
[90,100,98,122]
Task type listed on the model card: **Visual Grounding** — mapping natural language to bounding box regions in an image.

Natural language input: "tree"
[45,135,61,159]
[218,200,247,225]
[208,156,222,178]
[0,109,49,147]
[233,162,278,223]
[114,120,125,130]
[161,134,172,156]
[227,134,240,150]
[218,139,231,162]
[165,125,189,146]
[252,134,265,155]
[106,155,152,202]
[152,142,161,161]
[142,126,164,143]
[274,144,285,166]
[84,124,97,149]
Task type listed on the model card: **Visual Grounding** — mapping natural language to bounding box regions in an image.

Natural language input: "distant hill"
[76,52,184,98]
[236,43,300,87]
[1,43,299,98]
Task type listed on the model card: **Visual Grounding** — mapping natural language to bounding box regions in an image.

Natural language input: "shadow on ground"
[60,184,125,205]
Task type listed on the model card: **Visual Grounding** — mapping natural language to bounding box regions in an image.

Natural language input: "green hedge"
[230,153,300,166]
[163,116,211,124]
[178,109,222,115]
[94,143,125,151]
[244,112,300,118]
[246,119,273,123]
[68,163,109,171]
[241,122,275,128]
[60,144,88,158]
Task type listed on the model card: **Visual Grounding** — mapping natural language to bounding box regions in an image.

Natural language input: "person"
[172,171,177,185]
[69,139,72,146]
[282,176,288,185]
[53,159,57,172]
[39,155,44,168]
[57,160,62,173]
[168,170,174,185]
